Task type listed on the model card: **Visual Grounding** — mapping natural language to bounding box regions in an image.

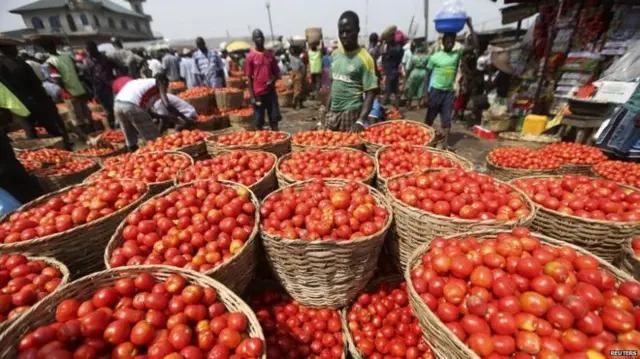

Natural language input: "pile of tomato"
[278,149,375,182]
[108,180,256,273]
[101,130,126,143]
[16,273,264,359]
[538,143,607,166]
[260,180,389,240]
[346,280,434,358]
[36,159,95,177]
[214,131,287,146]
[292,130,362,147]
[75,145,121,158]
[140,131,211,153]
[361,122,432,146]
[0,254,64,324]
[88,153,192,184]
[388,170,531,221]
[177,87,215,100]
[16,149,72,164]
[177,150,275,186]
[378,144,459,180]
[9,127,48,139]
[410,227,640,358]
[512,175,640,222]
[488,147,563,170]
[19,160,41,173]
[102,153,133,168]
[0,180,147,244]
[593,161,640,189]
[249,288,343,359]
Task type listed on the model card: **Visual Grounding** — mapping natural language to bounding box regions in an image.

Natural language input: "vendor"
[152,93,197,132]
[596,84,640,159]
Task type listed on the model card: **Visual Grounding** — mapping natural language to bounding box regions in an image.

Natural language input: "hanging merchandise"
[434,0,467,33]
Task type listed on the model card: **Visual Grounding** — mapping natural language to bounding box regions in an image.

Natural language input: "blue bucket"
[434,17,467,34]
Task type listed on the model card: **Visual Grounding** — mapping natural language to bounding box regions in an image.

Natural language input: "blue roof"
[10,0,148,19]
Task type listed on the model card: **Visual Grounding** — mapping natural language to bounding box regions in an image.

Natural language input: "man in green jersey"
[324,11,378,132]
[425,18,477,150]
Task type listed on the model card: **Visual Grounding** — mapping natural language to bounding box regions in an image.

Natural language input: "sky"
[1,0,509,41]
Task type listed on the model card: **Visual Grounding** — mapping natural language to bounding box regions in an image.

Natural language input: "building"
[9,0,156,46]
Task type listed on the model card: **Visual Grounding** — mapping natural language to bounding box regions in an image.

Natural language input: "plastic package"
[600,40,640,82]
[0,188,20,216]
[435,0,467,19]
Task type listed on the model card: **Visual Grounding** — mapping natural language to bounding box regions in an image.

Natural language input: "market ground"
[278,101,530,172]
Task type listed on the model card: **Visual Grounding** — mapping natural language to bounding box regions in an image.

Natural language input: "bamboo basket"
[11,137,65,153]
[104,180,260,294]
[205,126,246,156]
[388,170,537,269]
[360,120,435,156]
[277,92,293,108]
[291,141,364,152]
[71,145,126,165]
[194,115,231,131]
[227,77,247,90]
[174,135,213,159]
[229,112,255,130]
[619,238,640,280]
[375,145,475,190]
[0,265,266,359]
[560,163,594,175]
[207,131,291,158]
[215,90,244,111]
[185,94,214,116]
[168,81,186,94]
[511,175,640,263]
[275,148,375,188]
[486,154,560,182]
[7,130,51,141]
[0,181,149,279]
[405,229,637,359]
[35,161,101,193]
[0,255,70,334]
[260,179,393,308]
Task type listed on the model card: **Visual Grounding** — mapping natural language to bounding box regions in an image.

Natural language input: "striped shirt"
[193,49,224,88]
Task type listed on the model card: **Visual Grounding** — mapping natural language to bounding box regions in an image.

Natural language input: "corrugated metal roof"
[10,0,148,19]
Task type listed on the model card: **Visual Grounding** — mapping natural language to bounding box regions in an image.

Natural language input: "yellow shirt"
[0,82,30,117]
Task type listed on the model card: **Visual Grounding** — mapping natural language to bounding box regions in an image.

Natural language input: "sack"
[435,0,467,20]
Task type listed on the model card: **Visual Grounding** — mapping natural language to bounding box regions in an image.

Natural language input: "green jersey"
[427,49,463,91]
[330,47,378,112]
[308,50,322,74]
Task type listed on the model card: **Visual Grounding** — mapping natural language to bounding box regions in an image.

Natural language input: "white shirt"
[153,94,197,119]
[147,59,163,76]
[115,79,156,106]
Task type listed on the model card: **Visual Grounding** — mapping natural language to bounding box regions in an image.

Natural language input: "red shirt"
[112,76,133,94]
[244,49,279,96]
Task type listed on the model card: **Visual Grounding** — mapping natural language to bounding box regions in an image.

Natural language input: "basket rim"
[0,179,149,251]
[104,179,261,278]
[485,148,562,172]
[290,130,363,148]
[259,178,394,245]
[137,132,213,154]
[276,147,375,185]
[385,169,538,225]
[88,151,194,185]
[359,120,435,147]
[510,174,640,227]
[33,159,100,179]
[11,137,64,152]
[72,144,125,160]
[206,130,291,148]
[375,145,474,182]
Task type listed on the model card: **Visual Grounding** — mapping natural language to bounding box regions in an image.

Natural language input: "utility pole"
[265,1,275,41]
[423,0,429,41]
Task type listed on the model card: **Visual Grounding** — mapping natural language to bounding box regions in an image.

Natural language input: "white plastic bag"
[436,0,467,19]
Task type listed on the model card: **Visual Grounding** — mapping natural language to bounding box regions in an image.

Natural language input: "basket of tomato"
[139,130,213,159]
[104,179,260,294]
[486,146,562,182]
[178,87,216,116]
[0,266,266,359]
[85,151,193,195]
[15,148,72,166]
[206,130,291,158]
[214,88,245,111]
[593,160,640,189]
[194,114,231,131]
[275,148,376,188]
[260,179,393,308]
[34,159,100,193]
[277,91,293,108]
[360,120,434,156]
[538,142,607,175]
[620,237,640,280]
[376,144,474,191]
[512,175,640,263]
[227,76,247,90]
[7,127,49,141]
[72,144,126,165]
[0,254,69,334]
[291,130,364,152]
[168,80,186,94]
[387,169,536,269]
[97,130,126,145]
[11,137,65,153]
[177,150,277,200]
[406,227,640,359]
[226,108,255,130]
[0,179,149,278]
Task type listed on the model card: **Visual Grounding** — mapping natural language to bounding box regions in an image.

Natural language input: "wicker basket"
[0,181,149,279]
[201,150,278,199]
[227,77,247,89]
[0,265,266,359]
[173,135,213,159]
[229,112,255,130]
[215,90,244,111]
[207,131,292,158]
[360,120,435,156]
[205,126,246,156]
[275,148,375,188]
[389,170,537,269]
[35,161,101,193]
[511,175,640,263]
[260,179,393,308]
[195,115,231,131]
[185,94,214,116]
[486,154,560,182]
[104,180,260,294]
[619,239,640,280]
[560,163,594,175]
[291,142,364,152]
[405,229,636,359]
[0,255,69,334]
[11,137,65,153]
[277,92,293,108]
[375,145,475,190]
[71,145,126,165]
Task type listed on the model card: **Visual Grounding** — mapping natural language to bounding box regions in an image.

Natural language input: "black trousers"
[0,131,43,204]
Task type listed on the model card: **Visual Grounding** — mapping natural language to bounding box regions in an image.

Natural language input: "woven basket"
[405,229,636,359]
[229,113,255,130]
[486,154,560,182]
[291,142,364,152]
[205,126,246,156]
[215,91,244,111]
[35,161,101,193]
[388,170,537,269]
[375,146,475,190]
[71,145,126,165]
[185,94,214,116]
[619,239,640,280]
[260,179,393,308]
[0,181,149,279]
[227,77,247,89]
[0,256,69,335]
[7,130,51,141]
[105,180,260,294]
[275,148,375,188]
[173,136,213,159]
[0,265,266,359]
[512,175,640,263]
[360,120,436,156]
[11,137,65,153]
[560,163,594,175]
[207,131,292,158]
[277,92,293,108]
[195,115,231,131]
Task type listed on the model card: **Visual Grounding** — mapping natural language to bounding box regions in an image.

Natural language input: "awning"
[501,3,539,25]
